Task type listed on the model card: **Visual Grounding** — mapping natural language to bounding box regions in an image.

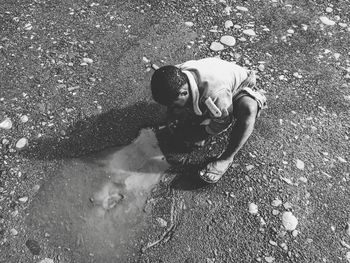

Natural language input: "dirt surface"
[1,0,350,262]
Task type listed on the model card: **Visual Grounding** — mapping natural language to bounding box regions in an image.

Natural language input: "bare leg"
[199,96,258,182]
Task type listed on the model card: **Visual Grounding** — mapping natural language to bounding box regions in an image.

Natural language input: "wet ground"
[1,0,350,262]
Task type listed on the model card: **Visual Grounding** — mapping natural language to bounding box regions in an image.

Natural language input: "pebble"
[292,230,299,237]
[19,196,29,203]
[325,7,333,13]
[16,138,28,150]
[236,6,248,12]
[299,176,308,183]
[319,16,336,26]
[248,203,258,214]
[264,256,275,263]
[271,199,282,207]
[346,222,350,236]
[272,209,279,215]
[334,53,341,60]
[269,240,277,246]
[220,35,236,46]
[0,118,13,130]
[282,211,298,231]
[20,115,29,123]
[224,20,234,29]
[337,156,347,163]
[2,138,10,145]
[156,217,167,228]
[234,24,242,29]
[210,41,225,51]
[10,228,18,236]
[296,159,305,170]
[346,252,350,262]
[287,29,295,34]
[82,58,93,64]
[258,64,265,72]
[184,21,194,27]
[238,37,247,42]
[339,23,347,28]
[38,258,54,263]
[243,29,256,36]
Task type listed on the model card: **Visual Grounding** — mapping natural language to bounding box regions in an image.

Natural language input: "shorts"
[232,70,267,117]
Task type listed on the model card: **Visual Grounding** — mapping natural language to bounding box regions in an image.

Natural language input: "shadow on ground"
[22,101,167,160]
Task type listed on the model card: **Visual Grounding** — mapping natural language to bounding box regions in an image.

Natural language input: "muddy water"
[27,129,169,262]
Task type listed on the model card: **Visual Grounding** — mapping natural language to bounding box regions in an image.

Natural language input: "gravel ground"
[0,0,350,262]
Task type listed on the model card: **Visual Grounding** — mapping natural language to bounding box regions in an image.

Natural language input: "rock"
[272,209,279,215]
[334,53,341,60]
[220,35,236,46]
[346,222,350,236]
[20,115,29,123]
[234,24,242,29]
[26,239,41,255]
[346,252,350,263]
[24,23,32,30]
[0,118,13,130]
[264,256,275,263]
[156,217,167,228]
[248,203,258,214]
[337,156,347,163]
[292,230,299,237]
[299,176,307,183]
[319,16,336,26]
[32,185,40,192]
[224,20,234,29]
[282,212,298,231]
[339,23,347,28]
[325,7,333,13]
[246,164,254,171]
[82,58,93,64]
[236,6,248,12]
[210,41,225,52]
[258,64,265,72]
[16,138,28,150]
[10,228,18,236]
[287,29,294,34]
[19,196,28,203]
[1,138,10,145]
[243,29,256,36]
[296,159,305,170]
[271,199,282,207]
[38,258,54,263]
[184,21,194,27]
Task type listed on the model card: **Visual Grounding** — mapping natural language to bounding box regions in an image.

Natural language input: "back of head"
[151,65,188,106]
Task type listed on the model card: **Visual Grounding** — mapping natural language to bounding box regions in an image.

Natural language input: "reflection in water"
[27,129,169,262]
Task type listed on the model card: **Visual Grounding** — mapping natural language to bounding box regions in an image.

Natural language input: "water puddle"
[27,128,170,262]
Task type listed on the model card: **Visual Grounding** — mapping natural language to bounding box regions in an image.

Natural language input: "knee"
[234,96,258,120]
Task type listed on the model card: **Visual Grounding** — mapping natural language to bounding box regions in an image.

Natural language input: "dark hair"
[151,65,188,106]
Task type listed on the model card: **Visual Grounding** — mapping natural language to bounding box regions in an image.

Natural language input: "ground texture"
[0,0,350,262]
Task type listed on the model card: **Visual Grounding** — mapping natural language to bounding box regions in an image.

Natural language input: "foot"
[199,159,233,183]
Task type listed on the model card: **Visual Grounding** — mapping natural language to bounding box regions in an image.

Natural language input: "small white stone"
[234,24,242,29]
[258,64,265,72]
[296,159,305,170]
[248,203,258,214]
[319,16,336,26]
[334,53,341,60]
[246,164,254,171]
[10,228,18,236]
[184,21,194,27]
[18,196,28,203]
[272,210,280,215]
[292,229,299,237]
[236,6,248,12]
[282,212,298,231]
[339,23,347,28]
[20,115,29,123]
[0,118,13,130]
[287,29,294,34]
[337,156,347,163]
[243,29,256,36]
[16,138,28,149]
[156,217,167,227]
[325,7,333,13]
[210,41,225,52]
[299,176,308,183]
[142,57,150,63]
[38,259,54,263]
[220,35,236,46]
[264,256,275,263]
[224,20,234,29]
[82,57,93,64]
[271,199,282,207]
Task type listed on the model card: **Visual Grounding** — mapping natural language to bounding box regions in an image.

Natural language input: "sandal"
[199,161,232,183]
